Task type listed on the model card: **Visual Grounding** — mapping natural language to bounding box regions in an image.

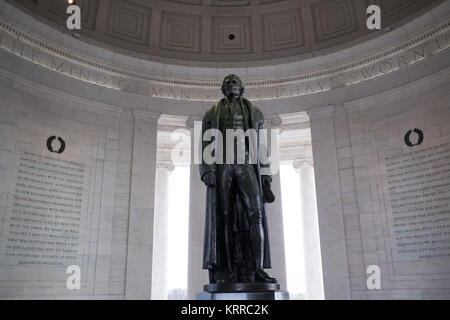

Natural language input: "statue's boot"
[255,269,277,283]
[250,222,277,284]
[223,223,235,282]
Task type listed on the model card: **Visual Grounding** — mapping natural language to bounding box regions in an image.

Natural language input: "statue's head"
[221,74,245,98]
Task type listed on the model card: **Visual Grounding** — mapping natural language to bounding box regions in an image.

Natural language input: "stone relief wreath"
[46,136,66,154]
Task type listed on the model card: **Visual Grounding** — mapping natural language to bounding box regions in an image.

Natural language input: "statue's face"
[222,75,244,98]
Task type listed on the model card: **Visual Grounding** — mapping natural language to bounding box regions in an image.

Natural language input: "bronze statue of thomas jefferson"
[200,74,277,284]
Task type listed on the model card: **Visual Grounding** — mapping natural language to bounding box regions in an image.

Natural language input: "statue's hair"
[221,74,245,97]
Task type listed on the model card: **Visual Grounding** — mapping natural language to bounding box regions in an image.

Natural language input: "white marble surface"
[151,164,173,300]
[125,111,159,300]
[312,69,450,300]
[0,77,129,299]
[294,161,324,300]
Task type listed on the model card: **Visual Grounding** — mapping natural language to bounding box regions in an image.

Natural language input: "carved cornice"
[0,17,449,101]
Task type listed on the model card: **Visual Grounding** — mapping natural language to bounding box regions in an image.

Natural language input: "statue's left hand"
[262,175,271,186]
[262,175,275,204]
[203,172,216,188]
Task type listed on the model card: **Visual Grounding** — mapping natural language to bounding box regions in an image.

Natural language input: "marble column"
[186,116,208,300]
[264,116,288,291]
[306,105,350,300]
[293,159,324,300]
[125,110,160,300]
[151,161,175,300]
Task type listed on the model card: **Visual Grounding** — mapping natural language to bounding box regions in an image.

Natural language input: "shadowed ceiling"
[9,0,442,63]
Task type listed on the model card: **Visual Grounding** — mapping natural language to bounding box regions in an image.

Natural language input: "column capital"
[156,161,175,172]
[186,116,203,129]
[264,115,282,129]
[120,108,135,121]
[293,158,314,170]
[133,109,161,123]
[306,105,335,121]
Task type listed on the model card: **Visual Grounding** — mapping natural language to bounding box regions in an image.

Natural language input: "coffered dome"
[10,0,442,65]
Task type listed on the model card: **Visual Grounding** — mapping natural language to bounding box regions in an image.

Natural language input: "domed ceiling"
[10,0,442,64]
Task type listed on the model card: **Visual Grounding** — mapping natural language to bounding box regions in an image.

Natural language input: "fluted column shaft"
[151,162,174,299]
[294,159,324,300]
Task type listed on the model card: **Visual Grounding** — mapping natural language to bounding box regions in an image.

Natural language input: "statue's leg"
[236,165,276,283]
[249,215,265,272]
[235,166,264,268]
[217,165,234,282]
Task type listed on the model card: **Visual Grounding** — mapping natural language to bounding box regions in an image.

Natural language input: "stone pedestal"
[197,283,289,300]
[197,291,290,300]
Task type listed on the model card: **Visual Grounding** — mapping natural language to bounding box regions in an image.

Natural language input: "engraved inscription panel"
[385,141,450,261]
[2,149,90,268]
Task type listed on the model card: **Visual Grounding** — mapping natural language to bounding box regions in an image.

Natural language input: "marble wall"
[0,61,159,299]
[309,68,450,299]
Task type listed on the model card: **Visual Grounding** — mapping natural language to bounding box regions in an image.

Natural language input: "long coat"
[200,97,272,270]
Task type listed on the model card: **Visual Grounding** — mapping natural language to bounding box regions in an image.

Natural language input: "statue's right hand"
[203,172,216,188]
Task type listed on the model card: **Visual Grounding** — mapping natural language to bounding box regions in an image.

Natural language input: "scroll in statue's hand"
[203,172,216,188]
[262,175,275,203]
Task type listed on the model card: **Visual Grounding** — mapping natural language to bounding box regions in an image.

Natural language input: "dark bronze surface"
[204,283,280,293]
[200,74,278,287]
